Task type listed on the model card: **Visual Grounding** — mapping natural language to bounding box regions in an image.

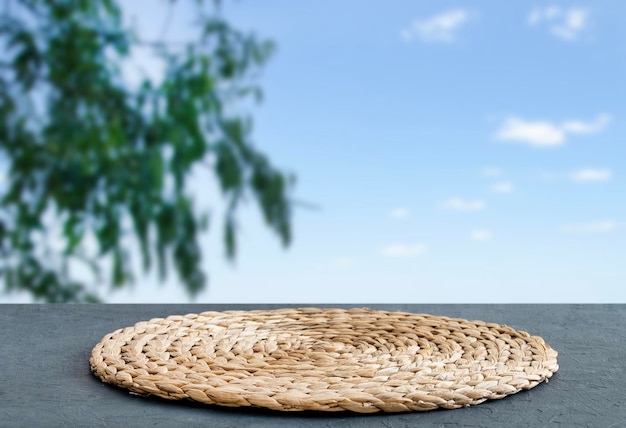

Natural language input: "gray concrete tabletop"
[1,304,624,427]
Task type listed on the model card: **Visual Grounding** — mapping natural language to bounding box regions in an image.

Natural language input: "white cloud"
[494,114,611,147]
[569,168,612,182]
[528,7,589,41]
[481,167,502,177]
[551,9,588,41]
[389,208,410,220]
[442,198,485,212]
[494,117,564,146]
[489,182,514,194]
[381,243,428,258]
[561,220,618,234]
[561,114,611,134]
[402,9,470,43]
[470,230,493,241]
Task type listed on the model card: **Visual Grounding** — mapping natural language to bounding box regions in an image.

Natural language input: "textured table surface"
[1,304,624,427]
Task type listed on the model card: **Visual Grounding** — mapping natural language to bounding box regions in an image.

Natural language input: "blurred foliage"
[0,0,294,302]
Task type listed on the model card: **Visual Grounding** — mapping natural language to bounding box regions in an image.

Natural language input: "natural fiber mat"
[90,308,558,413]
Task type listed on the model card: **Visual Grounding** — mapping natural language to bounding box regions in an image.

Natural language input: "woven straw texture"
[90,308,558,413]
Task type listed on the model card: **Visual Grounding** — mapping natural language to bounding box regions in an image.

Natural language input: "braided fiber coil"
[90,308,558,413]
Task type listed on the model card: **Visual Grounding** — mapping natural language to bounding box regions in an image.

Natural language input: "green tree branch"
[0,0,295,302]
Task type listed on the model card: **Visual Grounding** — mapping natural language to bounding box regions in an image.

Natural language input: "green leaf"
[224,215,236,259]
[0,0,295,303]
[215,142,241,192]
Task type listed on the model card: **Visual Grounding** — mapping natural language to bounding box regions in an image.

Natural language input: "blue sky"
[5,1,625,303]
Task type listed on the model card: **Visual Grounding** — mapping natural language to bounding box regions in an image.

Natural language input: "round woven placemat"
[90,308,558,413]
